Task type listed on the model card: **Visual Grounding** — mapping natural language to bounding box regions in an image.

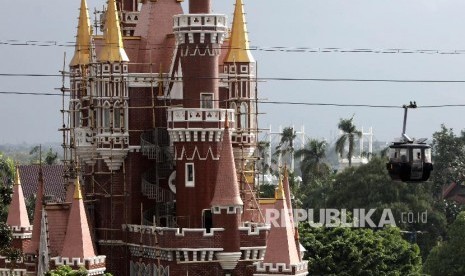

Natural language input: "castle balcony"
[167,108,235,131]
[96,132,129,171]
[173,14,227,45]
[74,127,97,166]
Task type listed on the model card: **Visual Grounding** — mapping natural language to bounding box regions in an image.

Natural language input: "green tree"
[45,265,88,276]
[300,224,422,275]
[274,127,297,167]
[29,146,59,165]
[423,211,465,276]
[295,139,330,180]
[335,116,362,167]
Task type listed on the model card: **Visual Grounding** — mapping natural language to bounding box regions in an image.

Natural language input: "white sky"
[1,0,465,144]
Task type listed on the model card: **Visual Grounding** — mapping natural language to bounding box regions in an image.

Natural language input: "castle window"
[74,103,82,128]
[103,101,111,131]
[241,65,248,73]
[185,163,195,187]
[240,103,248,129]
[200,93,213,109]
[114,101,121,129]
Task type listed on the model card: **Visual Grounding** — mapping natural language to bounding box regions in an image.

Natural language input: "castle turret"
[222,0,259,223]
[211,117,243,271]
[170,0,232,228]
[254,175,308,275]
[6,165,32,252]
[50,177,106,274]
[70,0,97,167]
[95,0,130,171]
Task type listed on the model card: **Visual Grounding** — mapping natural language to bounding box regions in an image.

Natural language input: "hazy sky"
[1,0,465,144]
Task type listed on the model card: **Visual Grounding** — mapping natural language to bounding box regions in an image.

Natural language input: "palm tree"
[274,127,297,168]
[296,139,327,173]
[335,117,362,167]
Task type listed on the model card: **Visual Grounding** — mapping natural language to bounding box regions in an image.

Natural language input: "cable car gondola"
[386,102,433,182]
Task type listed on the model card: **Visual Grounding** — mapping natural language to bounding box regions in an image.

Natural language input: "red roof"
[18,165,66,202]
[60,183,96,259]
[263,198,300,265]
[211,127,243,207]
[7,170,31,228]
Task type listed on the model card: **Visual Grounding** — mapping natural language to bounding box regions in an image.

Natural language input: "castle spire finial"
[225,0,254,63]
[14,163,21,186]
[70,0,92,66]
[275,171,285,200]
[98,0,129,62]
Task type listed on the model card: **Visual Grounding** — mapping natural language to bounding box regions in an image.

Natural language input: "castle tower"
[6,165,32,252]
[223,0,259,223]
[70,0,97,168]
[210,118,243,271]
[169,0,231,228]
[254,176,308,275]
[50,178,106,275]
[95,0,130,171]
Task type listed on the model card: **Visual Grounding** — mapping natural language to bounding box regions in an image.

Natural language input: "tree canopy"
[300,224,422,276]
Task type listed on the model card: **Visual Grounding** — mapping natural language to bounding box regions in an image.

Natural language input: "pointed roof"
[211,117,243,207]
[225,0,254,63]
[61,177,96,259]
[282,166,295,229]
[25,165,45,254]
[98,0,129,62]
[70,0,92,66]
[7,165,31,228]
[263,175,300,265]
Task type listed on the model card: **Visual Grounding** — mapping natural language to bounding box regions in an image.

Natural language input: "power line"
[1,90,465,109]
[3,39,465,55]
[3,73,465,84]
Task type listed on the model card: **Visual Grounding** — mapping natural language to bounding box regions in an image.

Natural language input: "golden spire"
[225,0,254,63]
[70,0,92,66]
[275,174,285,200]
[74,177,83,200]
[14,164,21,186]
[98,0,129,62]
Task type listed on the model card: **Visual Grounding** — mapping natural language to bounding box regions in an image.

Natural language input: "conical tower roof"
[61,177,96,259]
[7,165,31,228]
[263,173,300,265]
[211,117,243,207]
[70,0,92,66]
[25,165,45,254]
[225,0,254,63]
[98,0,129,62]
[282,166,295,229]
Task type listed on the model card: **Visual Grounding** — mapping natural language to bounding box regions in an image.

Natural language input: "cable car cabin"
[386,142,433,182]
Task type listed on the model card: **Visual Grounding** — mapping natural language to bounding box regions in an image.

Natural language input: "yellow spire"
[14,164,21,186]
[70,0,92,66]
[225,0,254,63]
[98,0,129,62]
[275,174,285,200]
[74,177,83,200]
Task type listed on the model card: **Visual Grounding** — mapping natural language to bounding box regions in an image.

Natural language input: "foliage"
[423,211,465,276]
[45,265,88,276]
[300,223,422,275]
[274,127,297,168]
[26,193,36,222]
[431,124,465,196]
[29,146,59,165]
[335,116,362,167]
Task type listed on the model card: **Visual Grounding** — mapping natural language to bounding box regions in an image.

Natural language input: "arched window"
[240,103,248,129]
[230,102,237,126]
[114,101,121,129]
[74,103,81,128]
[103,101,111,131]
[123,101,128,129]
